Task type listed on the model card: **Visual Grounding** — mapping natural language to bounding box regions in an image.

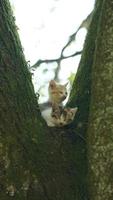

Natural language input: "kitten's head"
[49,80,68,104]
[61,107,78,126]
[52,107,78,127]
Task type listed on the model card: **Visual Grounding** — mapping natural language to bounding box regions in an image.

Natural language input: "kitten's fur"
[48,80,68,105]
[41,80,78,127]
[41,106,77,127]
[51,105,78,127]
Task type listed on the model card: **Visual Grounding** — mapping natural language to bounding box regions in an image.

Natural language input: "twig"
[30,51,82,69]
[61,11,93,56]
[30,11,93,70]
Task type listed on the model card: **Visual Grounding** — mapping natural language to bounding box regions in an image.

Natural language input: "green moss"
[65,0,104,199]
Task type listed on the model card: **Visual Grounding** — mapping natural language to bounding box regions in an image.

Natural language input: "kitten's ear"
[49,80,56,89]
[71,107,78,114]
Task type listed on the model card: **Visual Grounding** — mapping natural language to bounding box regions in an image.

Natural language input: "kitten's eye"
[59,91,63,95]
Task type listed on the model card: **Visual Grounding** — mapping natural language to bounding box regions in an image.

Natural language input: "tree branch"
[61,11,93,56]
[30,11,93,70]
[30,50,82,69]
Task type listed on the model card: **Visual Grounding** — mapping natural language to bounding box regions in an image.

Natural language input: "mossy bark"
[66,0,103,199]
[87,0,113,199]
[0,0,44,199]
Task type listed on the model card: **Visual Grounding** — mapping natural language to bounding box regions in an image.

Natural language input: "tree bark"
[0,1,44,199]
[87,0,113,199]
[66,0,103,198]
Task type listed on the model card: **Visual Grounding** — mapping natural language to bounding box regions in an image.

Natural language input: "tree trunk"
[0,0,44,199]
[87,0,113,199]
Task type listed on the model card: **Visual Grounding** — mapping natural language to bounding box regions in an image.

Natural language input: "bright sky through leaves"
[10,0,95,102]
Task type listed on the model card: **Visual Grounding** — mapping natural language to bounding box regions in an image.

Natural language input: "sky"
[9,0,95,102]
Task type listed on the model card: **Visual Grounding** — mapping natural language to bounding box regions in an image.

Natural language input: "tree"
[87,0,113,199]
[0,0,113,200]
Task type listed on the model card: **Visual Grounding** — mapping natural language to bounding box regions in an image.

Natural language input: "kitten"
[51,105,78,127]
[39,80,68,112]
[41,105,78,127]
[41,80,78,127]
[48,80,68,105]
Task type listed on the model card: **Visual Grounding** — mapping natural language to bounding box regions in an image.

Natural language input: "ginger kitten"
[48,80,68,105]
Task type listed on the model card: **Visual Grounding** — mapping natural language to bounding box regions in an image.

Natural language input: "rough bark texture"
[0,1,44,199]
[66,0,103,198]
[87,0,113,199]
[68,0,103,132]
